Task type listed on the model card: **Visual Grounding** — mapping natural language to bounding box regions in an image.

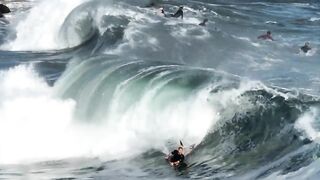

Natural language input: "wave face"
[4,0,317,94]
[52,56,320,179]
[0,0,320,179]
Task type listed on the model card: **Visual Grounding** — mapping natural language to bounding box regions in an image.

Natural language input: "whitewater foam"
[0,64,221,164]
[2,0,88,51]
[295,107,320,141]
[0,65,77,164]
[0,65,149,164]
[54,58,224,156]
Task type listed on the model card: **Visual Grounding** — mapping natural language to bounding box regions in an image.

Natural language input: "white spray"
[2,0,88,51]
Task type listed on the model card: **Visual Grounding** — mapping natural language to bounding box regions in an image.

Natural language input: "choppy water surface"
[0,0,319,179]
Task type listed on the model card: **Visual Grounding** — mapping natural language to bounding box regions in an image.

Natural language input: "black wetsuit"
[171,9,183,19]
[301,45,311,53]
[199,21,206,26]
[170,150,184,163]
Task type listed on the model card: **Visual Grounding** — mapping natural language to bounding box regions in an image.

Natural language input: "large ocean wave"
[0,0,319,179]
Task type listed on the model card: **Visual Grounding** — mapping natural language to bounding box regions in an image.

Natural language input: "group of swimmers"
[257,30,312,53]
[159,6,184,19]
[157,5,209,26]
[150,2,313,54]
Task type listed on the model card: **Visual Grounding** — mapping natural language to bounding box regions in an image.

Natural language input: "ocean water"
[0,0,319,179]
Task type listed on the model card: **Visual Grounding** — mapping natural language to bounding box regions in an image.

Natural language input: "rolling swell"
[55,55,217,122]
[53,55,320,179]
[0,0,319,179]
[2,0,132,51]
[190,89,320,179]
[58,0,110,49]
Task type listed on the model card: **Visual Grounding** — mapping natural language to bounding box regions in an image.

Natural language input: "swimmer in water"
[171,6,184,19]
[300,42,311,53]
[258,31,274,41]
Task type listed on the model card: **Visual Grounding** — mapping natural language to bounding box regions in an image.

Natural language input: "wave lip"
[1,0,88,51]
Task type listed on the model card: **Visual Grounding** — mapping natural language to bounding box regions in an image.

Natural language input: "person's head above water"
[178,147,184,154]
[301,41,311,53]
[179,6,183,10]
[258,30,273,40]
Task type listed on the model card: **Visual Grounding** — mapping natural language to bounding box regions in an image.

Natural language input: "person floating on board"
[167,146,185,166]
[199,18,208,26]
[258,31,274,41]
[300,42,311,53]
[171,6,184,19]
